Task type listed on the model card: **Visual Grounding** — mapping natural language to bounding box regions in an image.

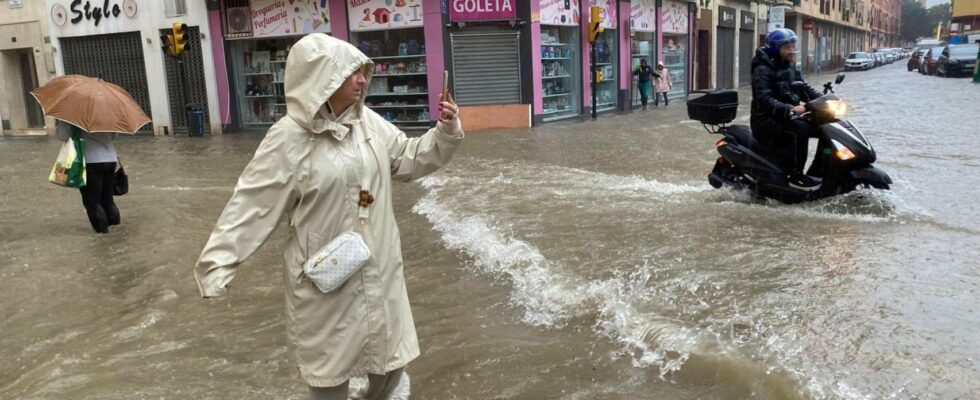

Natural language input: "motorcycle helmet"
[764,28,799,58]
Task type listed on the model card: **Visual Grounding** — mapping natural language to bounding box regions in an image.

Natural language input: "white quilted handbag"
[302,121,380,293]
[303,231,371,293]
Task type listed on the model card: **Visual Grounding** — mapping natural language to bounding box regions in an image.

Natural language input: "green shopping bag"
[49,127,86,188]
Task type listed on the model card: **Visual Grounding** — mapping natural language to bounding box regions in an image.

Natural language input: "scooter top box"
[688,90,738,125]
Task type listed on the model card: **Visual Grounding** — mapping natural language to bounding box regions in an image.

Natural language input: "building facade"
[760,0,876,75]
[951,0,980,37]
[0,0,56,136]
[44,0,223,136]
[208,0,700,129]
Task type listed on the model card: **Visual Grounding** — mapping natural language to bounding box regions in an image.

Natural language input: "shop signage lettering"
[450,0,515,21]
[661,0,688,34]
[249,0,330,38]
[630,0,656,33]
[348,0,424,32]
[69,0,122,26]
[539,0,579,27]
[718,6,736,28]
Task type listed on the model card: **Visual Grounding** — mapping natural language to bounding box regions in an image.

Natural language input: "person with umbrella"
[33,75,151,233]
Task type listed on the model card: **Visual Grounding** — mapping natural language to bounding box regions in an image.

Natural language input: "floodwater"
[2,62,979,399]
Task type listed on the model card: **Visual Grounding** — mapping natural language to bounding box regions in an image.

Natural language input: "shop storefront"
[738,10,755,87]
[589,0,618,113]
[47,0,221,135]
[538,0,582,121]
[661,0,691,100]
[715,6,736,89]
[348,0,438,132]
[221,0,332,129]
[448,0,522,107]
[630,0,656,108]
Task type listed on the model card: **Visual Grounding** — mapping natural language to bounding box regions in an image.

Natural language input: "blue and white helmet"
[764,28,799,58]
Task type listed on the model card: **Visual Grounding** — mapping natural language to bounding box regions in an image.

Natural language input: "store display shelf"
[245,95,277,98]
[369,105,428,109]
[595,62,612,66]
[543,93,571,98]
[371,55,426,60]
[374,73,427,77]
[542,57,570,60]
[542,75,572,79]
[542,42,570,46]
[542,109,573,115]
[243,72,274,76]
[368,92,428,97]
[599,79,616,83]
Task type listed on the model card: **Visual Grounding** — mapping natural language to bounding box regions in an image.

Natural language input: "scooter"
[687,73,891,204]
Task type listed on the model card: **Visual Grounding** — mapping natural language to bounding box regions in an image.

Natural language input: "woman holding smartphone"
[194,33,463,400]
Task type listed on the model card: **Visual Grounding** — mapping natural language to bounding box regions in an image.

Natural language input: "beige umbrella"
[31,74,151,134]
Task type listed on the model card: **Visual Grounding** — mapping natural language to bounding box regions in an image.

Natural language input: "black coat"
[750,48,823,129]
[633,64,660,83]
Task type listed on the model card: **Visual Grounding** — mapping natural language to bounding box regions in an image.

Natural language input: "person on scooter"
[751,28,824,189]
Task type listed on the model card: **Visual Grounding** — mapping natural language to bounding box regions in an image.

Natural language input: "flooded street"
[2,63,979,399]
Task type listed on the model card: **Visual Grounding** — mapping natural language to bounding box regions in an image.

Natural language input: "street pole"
[591,43,597,120]
[974,42,980,83]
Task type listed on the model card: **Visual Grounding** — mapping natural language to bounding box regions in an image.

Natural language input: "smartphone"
[442,70,449,98]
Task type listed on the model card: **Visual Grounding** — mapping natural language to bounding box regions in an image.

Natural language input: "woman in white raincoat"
[194,33,463,399]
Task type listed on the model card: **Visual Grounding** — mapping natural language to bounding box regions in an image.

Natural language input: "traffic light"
[588,6,603,44]
[167,23,188,56]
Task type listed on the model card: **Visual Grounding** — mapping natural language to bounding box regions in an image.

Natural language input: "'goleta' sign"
[450,0,515,21]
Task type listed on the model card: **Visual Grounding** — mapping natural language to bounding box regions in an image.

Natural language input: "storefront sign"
[349,0,424,32]
[67,0,125,26]
[249,0,330,37]
[661,0,688,34]
[803,19,815,31]
[768,6,786,32]
[718,6,736,28]
[10,0,23,9]
[630,0,655,33]
[450,0,515,21]
[539,0,579,26]
[741,11,755,29]
[589,0,616,29]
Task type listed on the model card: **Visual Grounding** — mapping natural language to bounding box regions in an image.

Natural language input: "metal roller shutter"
[60,32,153,133]
[716,27,735,89]
[739,29,754,87]
[162,26,212,134]
[451,32,521,105]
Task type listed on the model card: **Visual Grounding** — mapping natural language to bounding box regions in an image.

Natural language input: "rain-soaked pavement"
[2,62,980,400]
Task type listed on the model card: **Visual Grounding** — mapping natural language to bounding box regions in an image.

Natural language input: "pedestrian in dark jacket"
[751,28,824,189]
[633,59,659,110]
[55,122,121,233]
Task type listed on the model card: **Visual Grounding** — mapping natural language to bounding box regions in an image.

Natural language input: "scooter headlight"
[826,100,848,118]
[831,139,856,161]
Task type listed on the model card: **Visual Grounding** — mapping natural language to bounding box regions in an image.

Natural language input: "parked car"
[937,44,980,77]
[920,47,946,75]
[845,52,874,70]
[873,52,885,67]
[885,50,898,63]
[908,49,927,71]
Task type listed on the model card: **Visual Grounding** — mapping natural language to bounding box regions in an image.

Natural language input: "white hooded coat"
[194,33,462,387]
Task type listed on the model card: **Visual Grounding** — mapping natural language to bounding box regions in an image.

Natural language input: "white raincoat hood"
[285,33,373,133]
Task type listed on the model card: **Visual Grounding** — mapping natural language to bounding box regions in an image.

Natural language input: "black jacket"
[633,64,660,83]
[750,48,823,128]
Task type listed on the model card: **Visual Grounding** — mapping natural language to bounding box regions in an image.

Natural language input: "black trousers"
[654,92,669,106]
[79,162,120,233]
[752,118,816,174]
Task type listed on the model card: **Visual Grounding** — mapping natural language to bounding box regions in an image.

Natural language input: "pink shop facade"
[209,0,696,130]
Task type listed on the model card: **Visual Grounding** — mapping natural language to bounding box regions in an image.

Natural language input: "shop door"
[696,30,711,90]
[716,27,735,89]
[162,26,212,135]
[18,51,44,128]
[60,32,153,133]
[738,29,754,87]
[450,32,521,105]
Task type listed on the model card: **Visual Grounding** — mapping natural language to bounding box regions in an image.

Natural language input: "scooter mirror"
[835,73,845,84]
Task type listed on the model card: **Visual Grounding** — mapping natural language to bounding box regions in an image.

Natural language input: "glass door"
[541,26,581,121]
